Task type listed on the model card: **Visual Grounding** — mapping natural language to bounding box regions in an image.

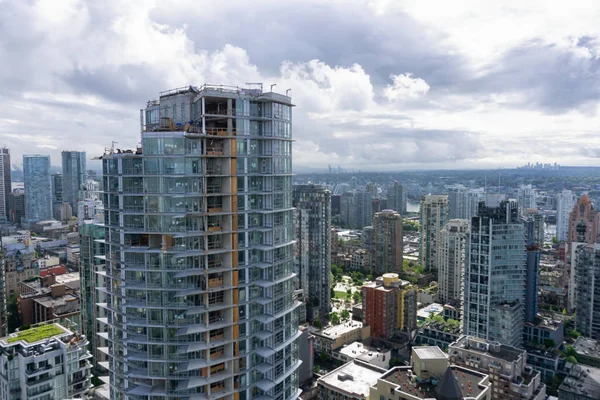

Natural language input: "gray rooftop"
[574,337,600,359]
[559,364,600,398]
[450,336,523,363]
[318,361,385,398]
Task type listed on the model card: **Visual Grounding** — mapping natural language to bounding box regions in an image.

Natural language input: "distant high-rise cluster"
[557,189,576,241]
[0,148,11,222]
[387,181,407,215]
[436,219,468,305]
[340,190,372,229]
[23,155,52,223]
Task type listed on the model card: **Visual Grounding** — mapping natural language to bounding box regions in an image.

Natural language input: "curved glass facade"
[101,86,300,400]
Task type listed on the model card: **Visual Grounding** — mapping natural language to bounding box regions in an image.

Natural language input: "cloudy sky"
[1,0,600,171]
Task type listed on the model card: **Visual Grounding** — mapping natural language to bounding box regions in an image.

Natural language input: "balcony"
[209,278,224,289]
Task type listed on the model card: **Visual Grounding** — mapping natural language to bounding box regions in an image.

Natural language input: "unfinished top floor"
[142,84,294,133]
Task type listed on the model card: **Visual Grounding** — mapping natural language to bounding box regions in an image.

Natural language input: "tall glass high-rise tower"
[100,85,300,400]
[23,154,52,223]
[463,200,526,348]
[62,151,87,215]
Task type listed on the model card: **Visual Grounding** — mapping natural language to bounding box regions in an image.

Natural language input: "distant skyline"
[2,1,600,170]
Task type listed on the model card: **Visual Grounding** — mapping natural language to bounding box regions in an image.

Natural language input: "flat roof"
[3,323,68,345]
[319,361,384,398]
[560,364,600,397]
[381,366,487,399]
[450,336,523,363]
[316,321,363,338]
[574,337,600,358]
[413,346,448,360]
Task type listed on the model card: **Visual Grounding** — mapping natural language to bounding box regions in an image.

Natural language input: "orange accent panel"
[232,325,239,340]
[233,290,239,305]
[232,306,239,323]
[232,271,238,286]
[201,367,207,377]
[232,252,238,268]
[231,139,237,156]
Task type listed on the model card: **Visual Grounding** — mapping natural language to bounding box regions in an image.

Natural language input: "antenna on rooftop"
[270,83,277,92]
[111,141,119,154]
[286,88,291,96]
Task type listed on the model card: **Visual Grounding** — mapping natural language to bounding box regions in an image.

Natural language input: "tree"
[563,345,579,364]
[7,295,21,333]
[389,358,403,367]
[331,312,340,325]
[341,309,350,320]
[543,339,556,348]
[353,291,361,304]
[313,365,321,374]
[313,320,322,329]
[568,330,581,339]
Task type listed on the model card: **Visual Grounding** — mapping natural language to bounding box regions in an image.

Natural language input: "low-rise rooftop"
[559,364,600,398]
[574,337,600,359]
[3,323,68,345]
[380,366,487,399]
[314,321,363,339]
[318,361,385,398]
[450,336,523,363]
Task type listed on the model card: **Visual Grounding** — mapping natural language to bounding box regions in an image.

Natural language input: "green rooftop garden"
[7,324,65,344]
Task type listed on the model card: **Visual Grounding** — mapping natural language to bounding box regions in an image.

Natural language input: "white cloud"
[1,0,600,170]
[383,73,430,101]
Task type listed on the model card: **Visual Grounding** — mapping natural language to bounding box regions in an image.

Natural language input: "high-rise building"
[387,181,407,215]
[463,201,526,348]
[419,195,449,273]
[522,208,545,246]
[79,213,107,371]
[293,184,332,322]
[0,322,92,399]
[448,184,466,220]
[575,244,600,339]
[7,190,24,226]
[62,151,87,216]
[371,210,403,275]
[525,246,540,324]
[517,184,537,215]
[23,155,52,223]
[51,173,63,220]
[567,195,599,311]
[449,336,546,400]
[0,148,11,222]
[556,190,576,242]
[437,219,469,305]
[340,190,372,229]
[100,85,300,399]
[362,273,417,338]
[463,188,485,220]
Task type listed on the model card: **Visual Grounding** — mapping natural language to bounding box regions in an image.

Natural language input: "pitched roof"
[436,368,463,400]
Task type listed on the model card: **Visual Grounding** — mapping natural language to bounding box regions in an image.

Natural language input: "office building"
[387,181,407,215]
[0,147,11,222]
[518,184,537,215]
[62,151,87,216]
[372,210,403,275]
[293,184,332,322]
[437,219,469,304]
[557,190,577,242]
[449,336,546,400]
[7,190,24,225]
[100,85,300,399]
[575,244,600,339]
[51,173,63,220]
[419,195,449,273]
[340,190,373,229]
[463,201,526,347]
[311,321,370,355]
[362,273,417,338]
[370,346,492,400]
[0,322,92,399]
[23,155,52,223]
[79,214,107,371]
